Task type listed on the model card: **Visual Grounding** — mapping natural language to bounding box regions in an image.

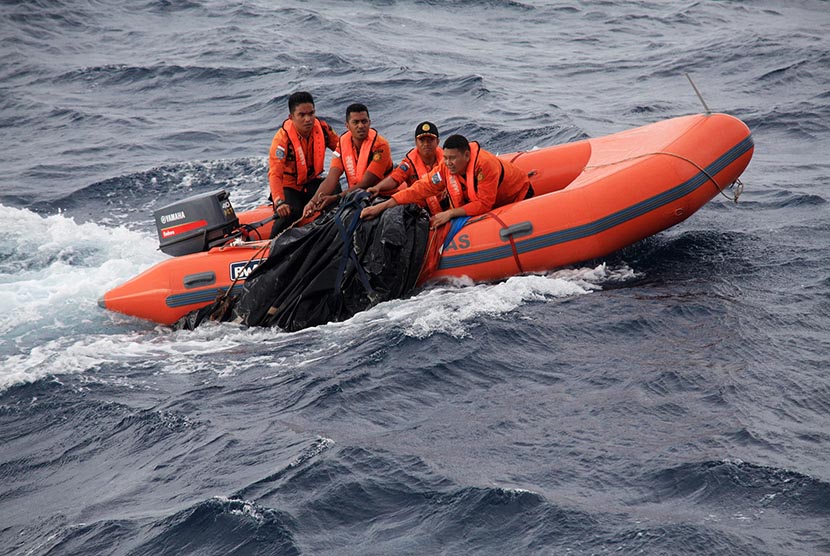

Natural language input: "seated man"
[361,134,531,227]
[366,121,446,215]
[304,103,393,216]
[268,91,340,237]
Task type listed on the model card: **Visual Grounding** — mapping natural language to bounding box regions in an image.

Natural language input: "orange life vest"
[339,129,378,188]
[282,118,326,186]
[446,141,481,209]
[406,146,445,215]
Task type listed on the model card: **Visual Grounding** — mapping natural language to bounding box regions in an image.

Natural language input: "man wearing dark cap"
[362,132,531,227]
[365,121,447,215]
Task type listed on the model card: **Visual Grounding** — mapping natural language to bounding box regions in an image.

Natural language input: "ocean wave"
[745,104,830,142]
[402,265,630,340]
[3,0,97,37]
[586,522,765,556]
[128,497,300,556]
[0,204,166,388]
[54,63,285,90]
[1,1,828,553]
[24,157,268,226]
[605,229,756,282]
[6,518,139,556]
[756,190,826,209]
[644,459,830,517]
[238,444,597,555]
[0,259,626,393]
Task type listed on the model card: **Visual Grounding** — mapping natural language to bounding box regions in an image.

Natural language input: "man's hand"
[318,194,339,211]
[430,210,453,228]
[304,194,339,218]
[430,207,466,228]
[361,198,397,220]
[361,204,383,220]
[274,200,291,218]
[302,197,319,218]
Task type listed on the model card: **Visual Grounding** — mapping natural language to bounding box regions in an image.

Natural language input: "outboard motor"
[154,190,239,256]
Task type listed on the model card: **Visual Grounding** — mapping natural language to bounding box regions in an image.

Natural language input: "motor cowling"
[153,190,239,256]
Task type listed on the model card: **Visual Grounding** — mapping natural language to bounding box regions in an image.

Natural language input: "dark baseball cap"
[415,121,439,139]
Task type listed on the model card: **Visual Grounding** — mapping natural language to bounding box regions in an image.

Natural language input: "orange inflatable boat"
[101,112,753,325]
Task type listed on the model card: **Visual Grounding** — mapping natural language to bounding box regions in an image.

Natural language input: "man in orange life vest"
[268,91,340,237]
[365,121,447,216]
[361,134,531,227]
[303,103,393,217]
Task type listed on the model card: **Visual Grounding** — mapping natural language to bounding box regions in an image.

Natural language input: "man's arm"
[303,166,344,217]
[457,155,500,216]
[354,169,383,190]
[367,174,401,197]
[268,131,292,217]
[356,137,393,190]
[392,170,446,206]
[360,197,398,220]
[430,207,466,228]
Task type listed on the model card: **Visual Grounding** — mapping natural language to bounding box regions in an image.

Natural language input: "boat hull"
[424,113,753,283]
[101,113,753,325]
[100,241,271,325]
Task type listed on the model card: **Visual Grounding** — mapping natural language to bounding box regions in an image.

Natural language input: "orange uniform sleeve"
[460,151,502,216]
[392,168,447,206]
[320,119,340,151]
[365,135,393,179]
[268,128,290,202]
[387,154,416,186]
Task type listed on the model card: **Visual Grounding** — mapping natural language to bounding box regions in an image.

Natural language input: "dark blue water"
[2,1,829,554]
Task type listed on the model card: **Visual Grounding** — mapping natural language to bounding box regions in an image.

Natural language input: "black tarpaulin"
[174,191,431,332]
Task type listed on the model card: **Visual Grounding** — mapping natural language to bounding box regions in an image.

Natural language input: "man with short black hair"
[268,91,339,236]
[304,103,393,216]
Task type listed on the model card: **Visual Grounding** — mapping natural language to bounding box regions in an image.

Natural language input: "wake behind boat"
[100,112,754,327]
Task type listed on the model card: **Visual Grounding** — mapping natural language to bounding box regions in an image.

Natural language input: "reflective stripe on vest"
[406,146,444,215]
[340,129,378,188]
[282,118,326,187]
[446,141,481,209]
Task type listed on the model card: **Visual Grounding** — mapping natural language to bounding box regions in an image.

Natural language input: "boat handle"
[499,221,533,241]
[183,271,216,289]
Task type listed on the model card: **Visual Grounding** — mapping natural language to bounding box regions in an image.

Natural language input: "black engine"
[153,190,239,256]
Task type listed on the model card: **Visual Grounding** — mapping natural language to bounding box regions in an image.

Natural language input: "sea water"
[2,1,829,554]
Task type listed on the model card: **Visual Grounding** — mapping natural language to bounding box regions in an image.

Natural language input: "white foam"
[0,204,165,388]
[378,264,633,339]
[0,204,640,392]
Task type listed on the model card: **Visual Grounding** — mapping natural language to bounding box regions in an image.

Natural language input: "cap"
[415,121,439,139]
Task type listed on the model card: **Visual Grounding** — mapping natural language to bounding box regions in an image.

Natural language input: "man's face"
[289,102,316,137]
[415,134,439,160]
[443,147,470,175]
[346,111,370,142]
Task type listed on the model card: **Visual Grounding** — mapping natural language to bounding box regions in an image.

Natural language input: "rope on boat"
[214,242,269,301]
[488,212,525,274]
[208,213,303,313]
[584,151,744,203]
